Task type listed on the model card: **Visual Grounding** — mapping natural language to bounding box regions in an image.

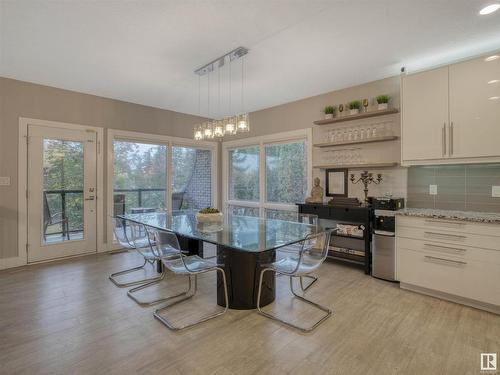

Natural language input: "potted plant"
[348,100,362,115]
[196,207,223,223]
[376,95,390,110]
[323,105,336,119]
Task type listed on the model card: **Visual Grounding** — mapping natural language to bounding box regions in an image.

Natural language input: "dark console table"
[297,203,373,274]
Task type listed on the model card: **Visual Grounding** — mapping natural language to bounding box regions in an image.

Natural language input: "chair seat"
[142,245,180,260]
[134,237,153,249]
[270,254,322,275]
[164,255,217,274]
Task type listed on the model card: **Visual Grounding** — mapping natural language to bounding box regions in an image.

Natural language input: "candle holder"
[350,171,383,203]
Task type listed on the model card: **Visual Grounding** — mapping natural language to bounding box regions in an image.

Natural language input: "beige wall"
[0,77,208,259]
[238,76,400,139]
[0,74,402,261]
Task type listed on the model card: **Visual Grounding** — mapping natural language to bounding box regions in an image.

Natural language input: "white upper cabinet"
[402,67,449,161]
[401,52,500,165]
[449,55,500,159]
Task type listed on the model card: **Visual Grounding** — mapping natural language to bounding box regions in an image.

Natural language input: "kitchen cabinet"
[401,52,500,165]
[449,55,500,159]
[396,215,500,313]
[401,66,449,161]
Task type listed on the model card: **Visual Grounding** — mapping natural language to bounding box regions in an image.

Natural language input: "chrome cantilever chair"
[126,226,189,306]
[109,218,164,288]
[257,229,335,332]
[275,212,320,292]
[151,228,229,331]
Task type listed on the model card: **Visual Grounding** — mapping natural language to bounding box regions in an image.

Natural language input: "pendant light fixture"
[193,47,250,140]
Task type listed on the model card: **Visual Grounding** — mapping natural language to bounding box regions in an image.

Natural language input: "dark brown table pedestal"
[216,245,276,310]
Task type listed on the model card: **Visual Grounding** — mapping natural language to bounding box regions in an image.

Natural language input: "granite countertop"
[395,208,500,224]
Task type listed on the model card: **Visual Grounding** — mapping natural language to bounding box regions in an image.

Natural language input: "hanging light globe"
[237,113,250,133]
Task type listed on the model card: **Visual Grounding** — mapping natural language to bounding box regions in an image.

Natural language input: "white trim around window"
[222,128,312,217]
[106,129,218,250]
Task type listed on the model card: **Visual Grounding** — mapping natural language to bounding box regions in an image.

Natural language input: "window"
[172,146,212,210]
[113,140,167,214]
[265,141,307,204]
[229,146,259,202]
[224,130,311,217]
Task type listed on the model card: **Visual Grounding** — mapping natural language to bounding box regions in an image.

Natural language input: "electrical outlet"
[492,186,500,198]
[0,176,10,186]
[429,184,438,195]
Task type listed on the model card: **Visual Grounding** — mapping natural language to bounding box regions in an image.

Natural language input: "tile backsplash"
[407,164,500,213]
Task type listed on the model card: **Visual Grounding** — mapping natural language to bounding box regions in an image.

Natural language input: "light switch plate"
[0,176,11,186]
[429,184,438,195]
[492,186,500,198]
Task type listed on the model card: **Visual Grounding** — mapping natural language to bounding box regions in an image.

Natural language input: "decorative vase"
[324,113,334,119]
[196,212,223,223]
[378,103,388,110]
[350,109,359,115]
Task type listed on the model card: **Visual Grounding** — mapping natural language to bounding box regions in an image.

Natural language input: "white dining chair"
[257,229,335,332]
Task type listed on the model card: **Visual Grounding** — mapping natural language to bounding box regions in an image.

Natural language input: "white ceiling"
[1,0,500,118]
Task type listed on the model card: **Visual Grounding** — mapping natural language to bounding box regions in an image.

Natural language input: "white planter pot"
[349,109,359,115]
[324,114,334,119]
[378,103,388,110]
[196,212,223,223]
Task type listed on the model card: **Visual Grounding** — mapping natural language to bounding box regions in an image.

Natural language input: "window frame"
[222,129,312,217]
[107,129,217,250]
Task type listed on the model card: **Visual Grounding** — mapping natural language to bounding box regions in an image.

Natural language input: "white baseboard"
[0,255,27,270]
[400,282,500,315]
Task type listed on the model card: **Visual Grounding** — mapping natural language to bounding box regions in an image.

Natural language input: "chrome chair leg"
[300,274,318,292]
[154,268,228,331]
[109,258,163,287]
[257,269,332,333]
[127,270,193,306]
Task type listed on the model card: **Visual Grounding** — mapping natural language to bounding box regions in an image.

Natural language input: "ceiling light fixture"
[488,96,499,100]
[485,55,499,62]
[479,3,500,15]
[193,47,250,141]
[488,79,499,84]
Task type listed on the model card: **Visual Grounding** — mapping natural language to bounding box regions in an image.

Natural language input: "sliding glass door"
[112,140,167,215]
[172,146,213,210]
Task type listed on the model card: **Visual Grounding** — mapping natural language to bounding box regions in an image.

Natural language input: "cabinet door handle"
[424,231,467,239]
[424,255,467,265]
[424,243,467,252]
[425,219,465,226]
[442,123,446,156]
[449,122,454,156]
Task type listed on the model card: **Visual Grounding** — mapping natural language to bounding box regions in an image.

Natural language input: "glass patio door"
[27,125,97,262]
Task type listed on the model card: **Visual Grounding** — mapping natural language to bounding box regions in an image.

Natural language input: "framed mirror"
[325,168,348,197]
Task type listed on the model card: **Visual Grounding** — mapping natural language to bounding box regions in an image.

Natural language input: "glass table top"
[118,211,319,252]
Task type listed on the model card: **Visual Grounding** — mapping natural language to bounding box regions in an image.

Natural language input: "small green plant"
[199,207,220,214]
[348,100,362,110]
[376,95,390,104]
[324,105,336,115]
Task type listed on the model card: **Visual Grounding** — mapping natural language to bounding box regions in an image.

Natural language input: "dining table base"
[216,245,276,310]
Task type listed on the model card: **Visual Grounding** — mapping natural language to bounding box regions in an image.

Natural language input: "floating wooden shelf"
[313,162,399,169]
[314,135,398,148]
[313,108,399,125]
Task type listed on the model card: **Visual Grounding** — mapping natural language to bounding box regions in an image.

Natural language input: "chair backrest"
[293,229,333,274]
[128,221,155,256]
[148,228,200,272]
[112,217,134,249]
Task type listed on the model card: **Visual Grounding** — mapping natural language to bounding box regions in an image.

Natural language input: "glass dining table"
[118,210,319,310]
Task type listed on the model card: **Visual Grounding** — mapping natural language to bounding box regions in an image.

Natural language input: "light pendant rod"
[194,47,249,76]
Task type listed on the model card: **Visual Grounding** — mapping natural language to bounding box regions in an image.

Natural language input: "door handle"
[85,195,95,201]
[423,243,467,253]
[442,123,446,156]
[449,122,454,156]
[424,231,466,239]
[424,255,467,266]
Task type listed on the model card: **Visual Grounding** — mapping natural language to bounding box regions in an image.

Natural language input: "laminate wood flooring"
[0,251,498,375]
